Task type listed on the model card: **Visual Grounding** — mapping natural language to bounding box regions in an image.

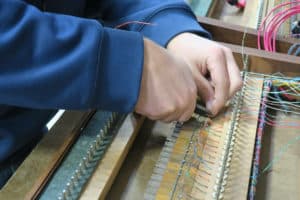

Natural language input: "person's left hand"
[167,32,243,116]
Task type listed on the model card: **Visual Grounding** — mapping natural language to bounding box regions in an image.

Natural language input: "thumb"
[193,72,215,112]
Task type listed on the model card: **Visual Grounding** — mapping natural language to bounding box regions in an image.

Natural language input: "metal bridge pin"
[111,112,116,120]
[71,175,78,186]
[82,157,89,169]
[66,182,73,193]
[212,192,217,199]
[213,185,218,192]
[99,129,104,136]
[103,125,108,134]
[90,144,96,153]
[96,135,102,148]
[222,180,227,187]
[62,189,68,199]
[86,150,93,162]
[219,194,224,200]
[107,121,111,130]
[110,113,114,123]
[74,169,81,179]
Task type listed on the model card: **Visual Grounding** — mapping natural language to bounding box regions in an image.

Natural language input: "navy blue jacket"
[0,0,210,162]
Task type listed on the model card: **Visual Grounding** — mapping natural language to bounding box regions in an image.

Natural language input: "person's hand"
[135,38,197,122]
[167,33,243,116]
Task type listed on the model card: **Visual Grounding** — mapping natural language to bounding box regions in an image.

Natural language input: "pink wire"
[267,7,300,51]
[262,6,300,51]
[257,1,300,52]
[258,1,297,49]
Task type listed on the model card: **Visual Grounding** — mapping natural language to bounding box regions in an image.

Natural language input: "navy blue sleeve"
[0,0,210,114]
[98,0,212,47]
[0,0,144,113]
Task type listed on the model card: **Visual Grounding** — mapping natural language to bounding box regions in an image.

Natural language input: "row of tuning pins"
[58,112,118,200]
[145,121,184,199]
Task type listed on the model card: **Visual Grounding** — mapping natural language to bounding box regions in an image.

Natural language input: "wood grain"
[79,114,145,200]
[221,42,300,76]
[197,16,298,54]
[209,0,262,28]
[0,111,94,200]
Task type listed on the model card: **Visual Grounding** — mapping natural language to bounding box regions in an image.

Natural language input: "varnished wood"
[0,111,94,200]
[197,16,298,54]
[148,74,264,199]
[106,121,171,200]
[208,0,262,28]
[221,42,300,76]
[79,114,145,200]
[107,3,300,200]
[256,113,300,200]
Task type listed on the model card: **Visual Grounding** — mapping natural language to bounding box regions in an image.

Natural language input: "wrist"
[167,32,198,50]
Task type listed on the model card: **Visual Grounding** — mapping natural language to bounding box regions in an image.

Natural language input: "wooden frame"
[224,42,300,76]
[0,112,144,200]
[196,17,300,76]
[198,16,299,54]
[0,111,95,199]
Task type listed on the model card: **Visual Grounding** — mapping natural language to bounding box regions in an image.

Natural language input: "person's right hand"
[167,33,243,116]
[134,38,197,123]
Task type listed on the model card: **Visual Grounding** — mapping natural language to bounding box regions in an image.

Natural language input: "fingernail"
[206,100,213,111]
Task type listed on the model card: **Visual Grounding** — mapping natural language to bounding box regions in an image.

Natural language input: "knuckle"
[166,104,176,115]
[183,111,194,122]
[177,98,186,110]
[222,46,232,54]
[148,115,157,121]
[147,108,164,120]
[212,46,225,58]
[162,118,173,123]
[147,112,160,120]
[179,116,189,123]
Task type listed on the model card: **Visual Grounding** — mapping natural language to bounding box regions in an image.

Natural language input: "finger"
[141,100,177,122]
[160,106,183,123]
[178,97,196,122]
[207,49,230,115]
[193,72,215,104]
[147,110,177,123]
[222,47,243,98]
[163,83,196,123]
[167,61,197,122]
[158,90,186,122]
[178,83,197,122]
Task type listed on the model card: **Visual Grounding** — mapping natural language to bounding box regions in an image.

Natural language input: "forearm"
[0,0,144,112]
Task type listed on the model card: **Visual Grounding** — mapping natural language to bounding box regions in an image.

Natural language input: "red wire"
[115,21,154,29]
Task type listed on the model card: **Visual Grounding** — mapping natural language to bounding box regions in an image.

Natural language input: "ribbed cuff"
[94,27,144,113]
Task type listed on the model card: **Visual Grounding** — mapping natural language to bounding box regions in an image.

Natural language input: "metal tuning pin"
[61,189,68,200]
[95,135,102,149]
[194,103,212,118]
